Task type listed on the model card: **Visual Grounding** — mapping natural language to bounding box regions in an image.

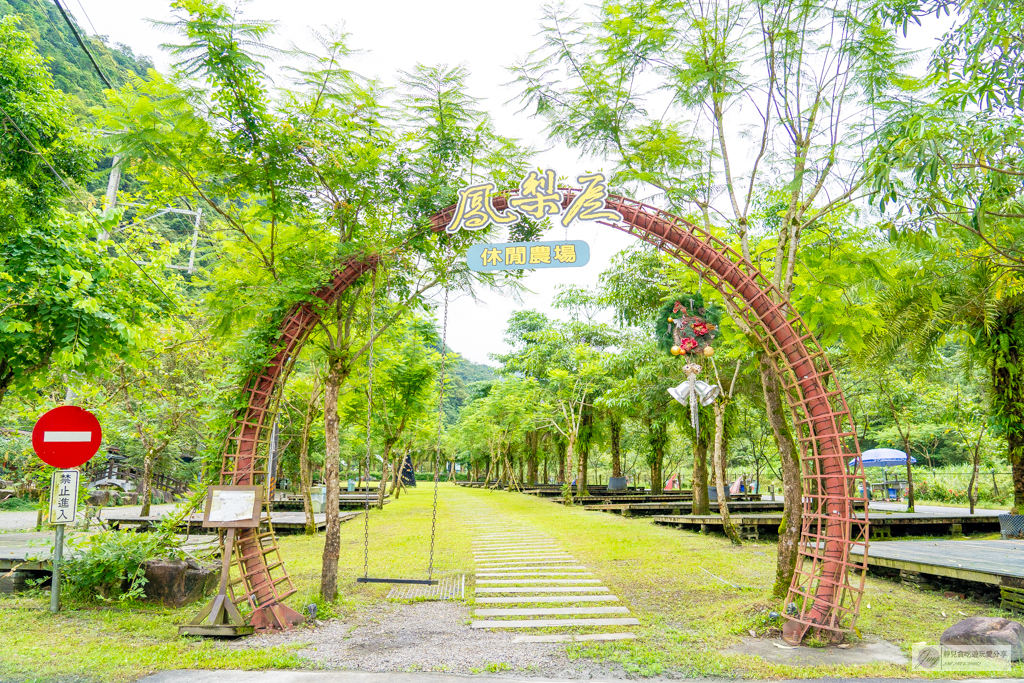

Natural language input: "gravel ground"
[242,601,625,678]
[0,503,176,533]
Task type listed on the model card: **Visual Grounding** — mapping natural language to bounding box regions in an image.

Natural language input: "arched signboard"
[219,189,869,643]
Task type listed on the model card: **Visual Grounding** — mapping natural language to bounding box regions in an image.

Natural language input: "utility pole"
[99,155,122,240]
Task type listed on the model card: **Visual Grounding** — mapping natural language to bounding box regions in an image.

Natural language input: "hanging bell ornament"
[670,345,682,356]
[703,346,715,357]
[667,317,674,323]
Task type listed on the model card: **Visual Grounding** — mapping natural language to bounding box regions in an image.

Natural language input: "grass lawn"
[1,483,1021,681]
[905,500,1012,511]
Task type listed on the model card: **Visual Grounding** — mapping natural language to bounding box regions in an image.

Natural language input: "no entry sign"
[31,406,102,468]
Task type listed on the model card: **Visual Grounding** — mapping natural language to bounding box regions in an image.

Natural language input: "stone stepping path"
[467,519,638,639]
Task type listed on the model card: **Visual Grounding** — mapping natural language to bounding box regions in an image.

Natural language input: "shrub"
[60,530,182,601]
[59,488,205,601]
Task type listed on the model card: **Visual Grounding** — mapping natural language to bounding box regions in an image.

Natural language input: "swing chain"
[362,267,379,580]
[427,272,451,581]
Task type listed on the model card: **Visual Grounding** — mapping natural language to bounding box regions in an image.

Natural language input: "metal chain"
[362,267,379,580]
[427,276,451,581]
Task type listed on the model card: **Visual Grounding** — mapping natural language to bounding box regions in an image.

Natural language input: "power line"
[51,0,112,90]
[0,103,179,313]
[71,0,99,36]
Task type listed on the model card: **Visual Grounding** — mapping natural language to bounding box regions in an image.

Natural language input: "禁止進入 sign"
[49,470,79,525]
[467,240,590,272]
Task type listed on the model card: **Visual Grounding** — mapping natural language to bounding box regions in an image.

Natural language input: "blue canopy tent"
[849,448,917,501]
[848,448,917,468]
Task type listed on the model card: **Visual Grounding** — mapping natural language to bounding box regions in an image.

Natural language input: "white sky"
[64,0,950,366]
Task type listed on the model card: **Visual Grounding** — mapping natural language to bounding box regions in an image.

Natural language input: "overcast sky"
[61,0,949,366]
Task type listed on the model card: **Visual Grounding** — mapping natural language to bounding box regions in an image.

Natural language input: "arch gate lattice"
[220,191,868,642]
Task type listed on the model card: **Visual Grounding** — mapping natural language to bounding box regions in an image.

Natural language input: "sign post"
[178,485,263,637]
[48,469,79,613]
[31,406,102,614]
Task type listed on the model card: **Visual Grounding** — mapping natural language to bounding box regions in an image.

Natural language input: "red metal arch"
[222,192,868,641]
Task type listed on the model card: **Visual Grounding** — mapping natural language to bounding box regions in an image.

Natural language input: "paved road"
[135,671,1013,683]
[0,503,176,533]
[869,502,1007,516]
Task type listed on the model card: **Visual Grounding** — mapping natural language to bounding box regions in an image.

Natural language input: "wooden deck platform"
[599,500,787,517]
[559,493,763,507]
[850,539,1024,587]
[101,510,361,533]
[0,533,218,572]
[653,510,1002,538]
[272,495,389,511]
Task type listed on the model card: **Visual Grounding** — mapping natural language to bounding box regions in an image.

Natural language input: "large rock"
[941,617,1024,661]
[141,559,219,608]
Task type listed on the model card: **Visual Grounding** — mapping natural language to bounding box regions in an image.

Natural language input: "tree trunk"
[760,352,802,598]
[320,359,343,601]
[577,408,592,497]
[610,414,622,478]
[577,445,589,497]
[1011,434,1024,515]
[991,321,1024,513]
[903,435,915,513]
[714,402,741,545]
[527,431,539,485]
[557,439,566,484]
[645,418,667,494]
[651,453,662,494]
[968,442,981,516]
[377,441,395,509]
[692,432,710,515]
[299,383,319,535]
[712,405,745,544]
[139,449,154,517]
[564,437,576,505]
[389,452,404,499]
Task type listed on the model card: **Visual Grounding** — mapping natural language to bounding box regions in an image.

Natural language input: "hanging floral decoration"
[656,293,722,358]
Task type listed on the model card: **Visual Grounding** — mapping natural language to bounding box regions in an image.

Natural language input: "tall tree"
[514,0,910,592]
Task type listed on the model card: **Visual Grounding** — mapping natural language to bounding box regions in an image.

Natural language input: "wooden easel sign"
[179,486,262,637]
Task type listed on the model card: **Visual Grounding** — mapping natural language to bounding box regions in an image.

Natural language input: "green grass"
[0,496,38,512]
[451,485,1024,679]
[1,483,1022,680]
[907,499,1012,511]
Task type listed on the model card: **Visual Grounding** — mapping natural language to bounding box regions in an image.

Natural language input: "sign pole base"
[178,528,254,637]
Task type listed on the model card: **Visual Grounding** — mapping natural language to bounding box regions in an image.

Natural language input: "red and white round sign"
[31,406,103,468]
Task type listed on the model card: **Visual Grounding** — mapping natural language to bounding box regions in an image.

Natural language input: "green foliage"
[0,210,171,408]
[60,529,182,601]
[0,0,152,112]
[0,495,34,511]
[884,0,1024,109]
[0,15,95,234]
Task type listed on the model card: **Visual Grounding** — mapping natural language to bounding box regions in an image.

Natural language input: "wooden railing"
[86,461,189,495]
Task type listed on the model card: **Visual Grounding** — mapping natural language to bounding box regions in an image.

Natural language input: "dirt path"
[241,499,629,678]
[243,601,622,677]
